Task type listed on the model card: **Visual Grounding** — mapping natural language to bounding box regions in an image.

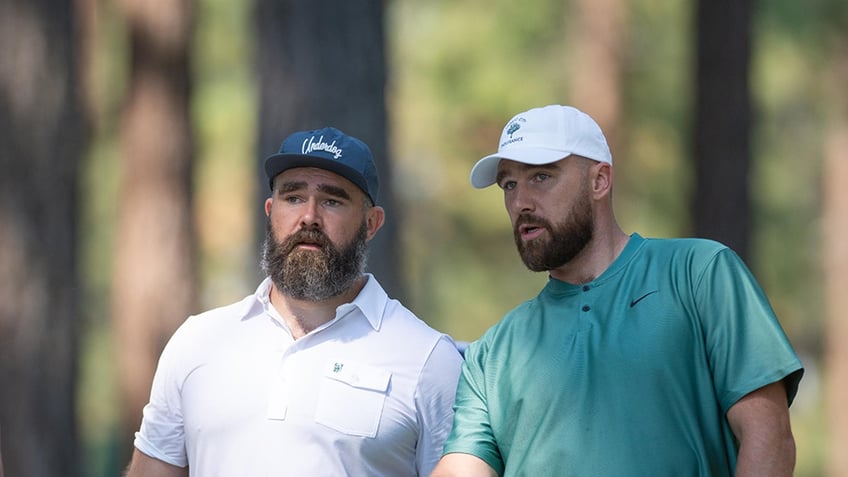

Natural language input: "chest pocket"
[315,361,391,438]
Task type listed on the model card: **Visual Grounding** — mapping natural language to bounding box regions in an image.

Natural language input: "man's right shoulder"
[169,294,259,343]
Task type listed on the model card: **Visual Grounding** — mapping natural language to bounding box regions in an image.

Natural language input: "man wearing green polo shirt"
[431,105,803,477]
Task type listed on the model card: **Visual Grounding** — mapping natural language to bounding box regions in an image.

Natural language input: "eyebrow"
[497,161,565,184]
[277,181,307,194]
[277,181,352,201]
[317,184,352,201]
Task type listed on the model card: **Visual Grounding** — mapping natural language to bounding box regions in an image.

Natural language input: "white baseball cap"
[470,105,612,188]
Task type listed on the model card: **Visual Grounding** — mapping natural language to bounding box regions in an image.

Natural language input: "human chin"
[513,224,553,272]
[515,230,553,272]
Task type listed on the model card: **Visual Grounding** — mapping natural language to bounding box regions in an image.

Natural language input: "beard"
[261,220,368,301]
[514,188,594,272]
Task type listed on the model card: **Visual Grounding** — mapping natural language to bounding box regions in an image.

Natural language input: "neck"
[548,224,629,285]
[269,275,367,339]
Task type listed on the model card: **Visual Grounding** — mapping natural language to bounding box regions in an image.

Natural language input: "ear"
[365,206,386,241]
[591,162,613,200]
[264,197,273,216]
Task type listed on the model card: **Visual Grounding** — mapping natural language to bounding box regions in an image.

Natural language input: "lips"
[519,224,545,241]
[516,216,548,241]
[286,229,329,253]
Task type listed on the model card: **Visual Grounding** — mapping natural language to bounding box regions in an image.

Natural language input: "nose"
[506,185,534,215]
[299,198,322,229]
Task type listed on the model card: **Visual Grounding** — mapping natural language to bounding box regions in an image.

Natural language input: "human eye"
[532,172,550,183]
[323,198,343,207]
[282,194,303,204]
[498,180,516,191]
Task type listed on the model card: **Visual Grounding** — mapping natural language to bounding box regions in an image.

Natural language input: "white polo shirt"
[134,275,463,476]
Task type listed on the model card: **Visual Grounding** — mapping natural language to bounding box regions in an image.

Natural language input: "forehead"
[496,157,568,177]
[276,167,360,193]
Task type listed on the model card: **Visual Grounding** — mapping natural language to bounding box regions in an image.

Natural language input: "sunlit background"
[1,0,845,475]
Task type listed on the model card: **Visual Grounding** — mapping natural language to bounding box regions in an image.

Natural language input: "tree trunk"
[823,39,848,477]
[693,0,753,260]
[0,0,85,475]
[569,0,627,157]
[112,0,198,455]
[254,0,403,300]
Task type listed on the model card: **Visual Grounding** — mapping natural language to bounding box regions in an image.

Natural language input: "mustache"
[515,213,551,231]
[281,228,332,254]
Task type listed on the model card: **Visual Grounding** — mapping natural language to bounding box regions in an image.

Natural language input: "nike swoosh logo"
[630,290,659,308]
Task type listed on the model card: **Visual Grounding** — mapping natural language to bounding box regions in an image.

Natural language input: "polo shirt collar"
[545,232,646,294]
[237,274,387,331]
[345,273,388,331]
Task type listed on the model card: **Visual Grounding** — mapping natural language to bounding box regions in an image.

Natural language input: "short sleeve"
[413,335,464,476]
[695,248,804,412]
[442,338,505,476]
[133,324,191,468]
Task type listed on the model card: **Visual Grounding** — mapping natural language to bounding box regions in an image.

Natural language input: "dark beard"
[261,220,368,301]
[514,190,593,272]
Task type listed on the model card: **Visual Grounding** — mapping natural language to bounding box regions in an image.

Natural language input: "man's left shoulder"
[381,299,444,337]
[641,236,733,262]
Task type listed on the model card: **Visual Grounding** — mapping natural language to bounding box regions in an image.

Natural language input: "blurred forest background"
[1,0,846,475]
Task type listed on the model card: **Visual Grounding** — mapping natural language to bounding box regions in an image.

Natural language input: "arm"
[434,337,505,476]
[414,336,464,475]
[430,453,498,477]
[125,449,188,477]
[726,380,795,477]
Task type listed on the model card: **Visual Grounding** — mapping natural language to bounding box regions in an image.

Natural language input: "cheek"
[504,196,523,221]
[505,209,521,229]
[321,219,354,245]
[503,194,516,215]
[269,210,299,235]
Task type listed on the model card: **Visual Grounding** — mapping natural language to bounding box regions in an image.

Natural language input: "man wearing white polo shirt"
[126,127,463,476]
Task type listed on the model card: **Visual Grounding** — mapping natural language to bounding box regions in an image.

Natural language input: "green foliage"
[389,0,833,362]
[192,0,257,309]
[750,1,831,356]
[78,0,841,473]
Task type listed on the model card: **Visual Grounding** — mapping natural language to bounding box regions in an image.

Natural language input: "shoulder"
[363,276,448,343]
[468,295,541,354]
[164,294,257,354]
[637,236,738,271]
[357,278,462,364]
[381,296,458,351]
[179,296,253,334]
[633,236,758,293]
[641,236,728,256]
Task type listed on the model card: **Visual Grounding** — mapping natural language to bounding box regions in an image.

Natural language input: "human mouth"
[288,231,328,253]
[294,239,323,251]
[518,223,546,241]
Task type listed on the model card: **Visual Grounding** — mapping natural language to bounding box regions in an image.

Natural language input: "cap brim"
[264,153,373,203]
[469,148,571,188]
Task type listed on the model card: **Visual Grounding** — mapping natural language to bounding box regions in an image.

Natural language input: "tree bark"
[693,0,753,260]
[823,38,848,477]
[254,0,403,300]
[112,0,198,455]
[0,0,85,475]
[569,0,627,157]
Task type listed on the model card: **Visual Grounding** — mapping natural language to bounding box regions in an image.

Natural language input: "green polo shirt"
[444,233,803,476]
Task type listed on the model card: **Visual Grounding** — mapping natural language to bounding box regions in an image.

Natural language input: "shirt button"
[582,285,590,292]
[582,305,591,312]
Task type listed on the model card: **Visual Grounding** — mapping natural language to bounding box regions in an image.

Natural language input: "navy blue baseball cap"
[264,127,379,204]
